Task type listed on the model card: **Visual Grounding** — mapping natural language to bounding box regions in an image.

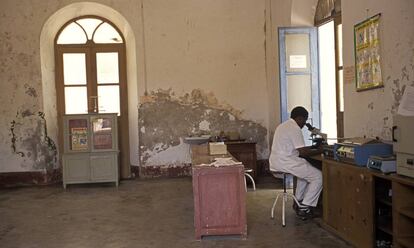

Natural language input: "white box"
[209,142,227,155]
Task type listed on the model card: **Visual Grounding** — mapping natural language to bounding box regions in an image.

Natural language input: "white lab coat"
[269,119,322,207]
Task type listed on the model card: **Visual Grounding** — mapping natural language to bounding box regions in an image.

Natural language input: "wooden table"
[191,144,247,240]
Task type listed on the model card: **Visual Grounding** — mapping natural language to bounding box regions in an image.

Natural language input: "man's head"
[290,106,309,129]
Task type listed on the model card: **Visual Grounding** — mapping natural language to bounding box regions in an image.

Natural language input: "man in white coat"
[269,106,323,218]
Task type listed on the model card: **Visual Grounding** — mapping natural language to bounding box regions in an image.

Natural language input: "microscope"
[305,123,327,148]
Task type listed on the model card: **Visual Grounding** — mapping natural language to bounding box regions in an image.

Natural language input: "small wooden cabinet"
[226,141,257,178]
[62,114,119,188]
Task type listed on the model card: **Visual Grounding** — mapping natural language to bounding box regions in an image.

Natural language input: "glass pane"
[339,69,344,112]
[63,53,87,85]
[68,119,88,151]
[93,23,123,43]
[98,86,120,115]
[57,23,87,44]
[96,53,119,84]
[76,18,103,40]
[65,87,88,114]
[285,34,310,72]
[337,24,343,67]
[92,117,113,150]
[287,75,312,112]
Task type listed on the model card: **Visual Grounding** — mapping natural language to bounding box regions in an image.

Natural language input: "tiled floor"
[0,177,351,248]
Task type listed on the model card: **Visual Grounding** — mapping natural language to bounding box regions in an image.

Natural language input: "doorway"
[318,21,337,144]
[55,16,131,178]
[278,27,319,145]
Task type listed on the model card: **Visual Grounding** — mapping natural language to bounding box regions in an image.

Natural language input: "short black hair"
[290,106,309,119]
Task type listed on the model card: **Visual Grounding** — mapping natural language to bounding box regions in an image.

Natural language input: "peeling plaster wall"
[139,89,268,171]
[0,1,52,172]
[137,0,279,175]
[342,0,414,140]
[0,0,143,174]
[1,0,295,178]
[140,0,269,123]
[0,0,143,173]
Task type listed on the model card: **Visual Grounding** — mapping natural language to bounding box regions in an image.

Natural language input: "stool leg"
[245,173,256,191]
[271,194,280,219]
[282,193,286,227]
[244,176,247,192]
[291,194,304,208]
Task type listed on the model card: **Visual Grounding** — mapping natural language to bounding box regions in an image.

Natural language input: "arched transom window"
[55,16,127,115]
[57,18,123,45]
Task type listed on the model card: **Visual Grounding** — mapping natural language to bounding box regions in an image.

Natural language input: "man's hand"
[297,145,323,158]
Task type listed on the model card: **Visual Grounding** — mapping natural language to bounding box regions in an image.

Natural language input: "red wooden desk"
[191,144,247,240]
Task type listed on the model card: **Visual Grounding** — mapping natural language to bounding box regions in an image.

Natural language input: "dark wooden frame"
[55,15,130,179]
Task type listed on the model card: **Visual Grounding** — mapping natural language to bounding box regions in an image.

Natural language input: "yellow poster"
[354,14,383,91]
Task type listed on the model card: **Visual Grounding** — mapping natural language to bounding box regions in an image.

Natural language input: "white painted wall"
[141,0,269,124]
[291,0,318,26]
[265,0,292,146]
[342,0,414,140]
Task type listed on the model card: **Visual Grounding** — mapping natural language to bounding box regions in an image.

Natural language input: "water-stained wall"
[0,0,144,177]
[139,89,267,176]
[2,0,291,181]
[342,0,414,140]
[0,15,57,173]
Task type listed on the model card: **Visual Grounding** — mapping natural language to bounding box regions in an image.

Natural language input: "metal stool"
[244,168,256,191]
[270,172,302,227]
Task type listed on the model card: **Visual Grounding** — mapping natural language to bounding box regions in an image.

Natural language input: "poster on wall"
[71,127,88,151]
[354,13,383,91]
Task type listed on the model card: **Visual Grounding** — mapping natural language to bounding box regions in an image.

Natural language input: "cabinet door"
[90,153,118,181]
[64,115,90,153]
[63,153,90,182]
[192,166,246,239]
[348,171,373,247]
[323,160,374,247]
[323,160,345,231]
[90,115,118,152]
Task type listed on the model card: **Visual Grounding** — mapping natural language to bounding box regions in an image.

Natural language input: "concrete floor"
[0,177,351,248]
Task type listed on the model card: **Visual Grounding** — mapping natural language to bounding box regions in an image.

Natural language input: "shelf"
[377,198,392,207]
[377,226,392,236]
[398,207,414,220]
[396,237,414,248]
[377,219,393,236]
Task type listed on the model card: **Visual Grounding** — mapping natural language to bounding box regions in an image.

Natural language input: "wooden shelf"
[396,237,414,248]
[398,207,414,220]
[377,225,393,236]
[377,198,392,207]
[377,217,393,236]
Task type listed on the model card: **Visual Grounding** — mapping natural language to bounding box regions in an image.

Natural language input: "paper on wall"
[397,85,414,116]
[289,55,307,69]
